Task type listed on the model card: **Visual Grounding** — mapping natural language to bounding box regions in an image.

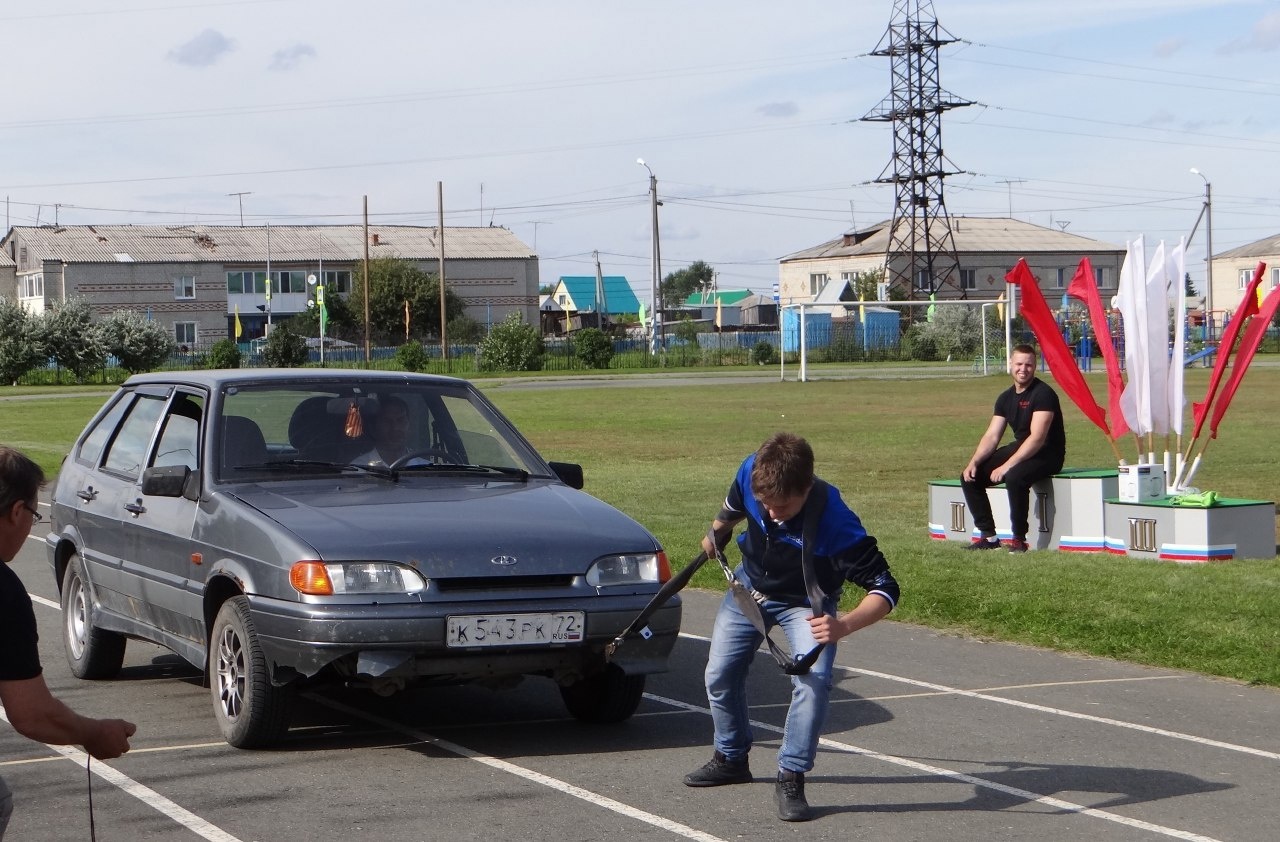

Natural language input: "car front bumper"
[246,592,682,684]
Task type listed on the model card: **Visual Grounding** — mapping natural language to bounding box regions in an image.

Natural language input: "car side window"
[101,395,167,479]
[439,394,524,469]
[152,395,204,471]
[78,394,135,467]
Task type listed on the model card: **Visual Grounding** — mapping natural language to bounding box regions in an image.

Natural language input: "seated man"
[960,344,1066,553]
[355,396,418,467]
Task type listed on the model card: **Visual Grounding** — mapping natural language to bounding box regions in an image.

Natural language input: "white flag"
[1144,240,1171,436]
[1167,238,1188,436]
[1117,237,1151,436]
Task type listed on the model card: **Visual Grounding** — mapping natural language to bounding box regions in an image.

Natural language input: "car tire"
[210,596,292,748]
[61,554,126,680]
[559,664,645,724]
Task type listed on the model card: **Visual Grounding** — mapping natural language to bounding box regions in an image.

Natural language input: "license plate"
[446,612,584,648]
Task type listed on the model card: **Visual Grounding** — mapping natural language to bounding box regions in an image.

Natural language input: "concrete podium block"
[1103,498,1277,562]
[928,469,1118,551]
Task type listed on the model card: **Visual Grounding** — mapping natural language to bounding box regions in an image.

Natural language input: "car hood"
[227,478,659,576]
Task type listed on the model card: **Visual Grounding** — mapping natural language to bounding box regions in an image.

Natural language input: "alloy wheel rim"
[216,625,246,720]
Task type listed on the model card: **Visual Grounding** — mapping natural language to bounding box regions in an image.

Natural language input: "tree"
[285,288,359,341]
[477,313,543,372]
[0,298,45,385]
[346,257,466,344]
[99,310,175,374]
[208,338,242,369]
[395,342,429,372]
[260,323,308,368]
[660,260,716,309]
[1185,272,1197,299]
[42,297,105,383]
[573,327,614,370]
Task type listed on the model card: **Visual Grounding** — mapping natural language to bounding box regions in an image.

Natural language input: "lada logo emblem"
[490,555,518,566]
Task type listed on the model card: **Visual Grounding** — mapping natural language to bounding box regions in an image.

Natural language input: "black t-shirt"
[0,561,43,682]
[994,377,1066,462]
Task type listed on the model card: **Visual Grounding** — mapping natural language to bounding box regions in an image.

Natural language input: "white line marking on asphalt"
[680,631,1280,761]
[647,693,1224,842]
[309,694,731,842]
[0,712,244,842]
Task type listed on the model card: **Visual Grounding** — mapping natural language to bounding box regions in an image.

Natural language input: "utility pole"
[997,179,1025,218]
[437,181,448,367]
[363,196,371,362]
[638,158,664,356]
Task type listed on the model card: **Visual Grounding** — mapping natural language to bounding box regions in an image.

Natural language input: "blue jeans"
[704,565,838,774]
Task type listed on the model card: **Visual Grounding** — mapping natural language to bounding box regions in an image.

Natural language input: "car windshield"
[216,380,545,482]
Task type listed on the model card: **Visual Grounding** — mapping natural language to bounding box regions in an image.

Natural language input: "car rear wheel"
[61,554,126,679]
[210,596,292,748]
[559,664,645,723]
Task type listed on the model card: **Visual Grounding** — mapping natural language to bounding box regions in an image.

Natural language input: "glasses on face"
[23,502,45,524]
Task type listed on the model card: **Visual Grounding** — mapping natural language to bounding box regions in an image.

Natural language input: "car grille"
[433,574,576,592]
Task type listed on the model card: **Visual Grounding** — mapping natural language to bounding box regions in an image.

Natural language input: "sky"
[3,0,1280,304]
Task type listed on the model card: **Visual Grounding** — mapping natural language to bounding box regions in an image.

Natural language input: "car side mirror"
[142,465,201,501]
[548,461,583,489]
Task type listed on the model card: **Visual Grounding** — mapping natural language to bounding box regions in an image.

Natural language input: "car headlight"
[585,552,668,587]
[290,561,427,596]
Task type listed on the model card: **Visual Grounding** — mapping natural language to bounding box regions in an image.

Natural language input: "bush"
[573,328,614,370]
[42,297,105,383]
[750,340,775,366]
[396,342,429,372]
[261,324,308,368]
[477,313,543,372]
[208,339,242,369]
[99,310,175,374]
[0,297,45,385]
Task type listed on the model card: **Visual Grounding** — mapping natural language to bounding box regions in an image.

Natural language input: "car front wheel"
[210,596,292,748]
[61,553,126,679]
[559,664,645,723]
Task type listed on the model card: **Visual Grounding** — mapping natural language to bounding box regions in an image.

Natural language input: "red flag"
[1066,257,1128,438]
[1208,269,1278,438]
[1191,261,1265,440]
[1006,259,1110,435]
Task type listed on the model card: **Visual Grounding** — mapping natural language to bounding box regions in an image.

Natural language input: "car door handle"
[124,499,146,516]
[77,486,98,502]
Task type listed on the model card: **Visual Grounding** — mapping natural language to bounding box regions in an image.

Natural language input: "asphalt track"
[3,504,1277,842]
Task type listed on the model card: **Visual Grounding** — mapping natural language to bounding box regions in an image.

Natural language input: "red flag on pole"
[1006,259,1110,435]
[1191,261,1265,440]
[1066,256,1127,438]
[1207,268,1278,438]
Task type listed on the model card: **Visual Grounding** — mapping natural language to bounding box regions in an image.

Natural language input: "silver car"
[46,369,680,747]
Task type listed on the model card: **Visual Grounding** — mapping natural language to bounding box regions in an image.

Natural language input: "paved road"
[3,507,1277,841]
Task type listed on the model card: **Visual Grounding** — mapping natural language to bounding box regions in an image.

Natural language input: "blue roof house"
[550,276,641,316]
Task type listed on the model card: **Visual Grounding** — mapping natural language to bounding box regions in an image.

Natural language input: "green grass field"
[3,366,1278,686]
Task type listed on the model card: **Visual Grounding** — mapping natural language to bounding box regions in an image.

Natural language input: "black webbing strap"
[606,480,831,676]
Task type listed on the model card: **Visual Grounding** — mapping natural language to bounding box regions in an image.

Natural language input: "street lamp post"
[637,158,663,356]
[1190,168,1214,338]
[307,274,326,365]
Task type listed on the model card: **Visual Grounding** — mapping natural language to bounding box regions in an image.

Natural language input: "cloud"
[269,44,317,71]
[166,29,237,67]
[1220,10,1280,53]
[757,101,799,118]
[1152,37,1185,58]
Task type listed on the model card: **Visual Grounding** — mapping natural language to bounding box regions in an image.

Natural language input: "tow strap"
[607,480,830,676]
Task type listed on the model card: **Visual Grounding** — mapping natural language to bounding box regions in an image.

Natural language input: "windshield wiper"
[230,460,397,480]
[395,463,529,481]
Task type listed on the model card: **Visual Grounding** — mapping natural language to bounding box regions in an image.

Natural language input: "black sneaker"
[684,751,752,787]
[1008,539,1029,554]
[964,537,1002,551]
[775,770,812,822]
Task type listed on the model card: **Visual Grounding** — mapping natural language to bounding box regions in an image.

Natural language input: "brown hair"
[0,445,45,515]
[1012,343,1037,359]
[750,432,814,500]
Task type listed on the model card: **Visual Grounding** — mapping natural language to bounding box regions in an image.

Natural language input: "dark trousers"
[961,442,1064,540]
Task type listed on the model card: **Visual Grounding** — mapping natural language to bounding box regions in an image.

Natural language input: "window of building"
[1054,268,1068,289]
[1094,266,1111,288]
[809,273,828,296]
[174,275,196,299]
[960,268,977,290]
[1239,269,1253,289]
[323,270,351,294]
[271,270,306,294]
[19,274,44,298]
[174,322,197,346]
[914,269,932,292]
[1272,268,1279,289]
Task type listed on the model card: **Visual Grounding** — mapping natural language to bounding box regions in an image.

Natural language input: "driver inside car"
[355,396,431,468]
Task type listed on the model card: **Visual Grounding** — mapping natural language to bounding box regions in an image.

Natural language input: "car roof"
[122,369,471,390]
